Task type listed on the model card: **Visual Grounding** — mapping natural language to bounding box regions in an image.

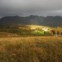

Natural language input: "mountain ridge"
[0,15,62,27]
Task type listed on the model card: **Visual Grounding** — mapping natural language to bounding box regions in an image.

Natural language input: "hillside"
[0,25,53,36]
[0,15,62,27]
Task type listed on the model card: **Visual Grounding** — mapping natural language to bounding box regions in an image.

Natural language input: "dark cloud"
[0,0,62,17]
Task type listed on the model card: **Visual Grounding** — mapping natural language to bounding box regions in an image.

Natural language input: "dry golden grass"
[0,36,62,62]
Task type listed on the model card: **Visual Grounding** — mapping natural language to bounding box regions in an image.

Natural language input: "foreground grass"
[0,36,62,62]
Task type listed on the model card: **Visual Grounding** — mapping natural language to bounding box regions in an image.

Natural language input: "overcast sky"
[0,0,62,17]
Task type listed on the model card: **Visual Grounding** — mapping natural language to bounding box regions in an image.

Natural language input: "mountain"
[0,15,62,27]
[43,16,62,27]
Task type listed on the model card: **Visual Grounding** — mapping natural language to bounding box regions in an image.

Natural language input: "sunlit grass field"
[0,36,62,62]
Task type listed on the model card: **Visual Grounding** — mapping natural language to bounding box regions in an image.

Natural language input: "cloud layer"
[0,0,62,17]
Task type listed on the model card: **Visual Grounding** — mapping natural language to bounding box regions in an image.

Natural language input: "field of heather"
[0,36,62,62]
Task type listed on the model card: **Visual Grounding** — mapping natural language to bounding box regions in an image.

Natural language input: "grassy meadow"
[0,36,62,62]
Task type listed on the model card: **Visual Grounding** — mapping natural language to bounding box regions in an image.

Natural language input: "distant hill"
[0,15,62,27]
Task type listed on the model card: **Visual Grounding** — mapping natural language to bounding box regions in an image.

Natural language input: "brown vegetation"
[0,36,62,62]
[51,27,62,35]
